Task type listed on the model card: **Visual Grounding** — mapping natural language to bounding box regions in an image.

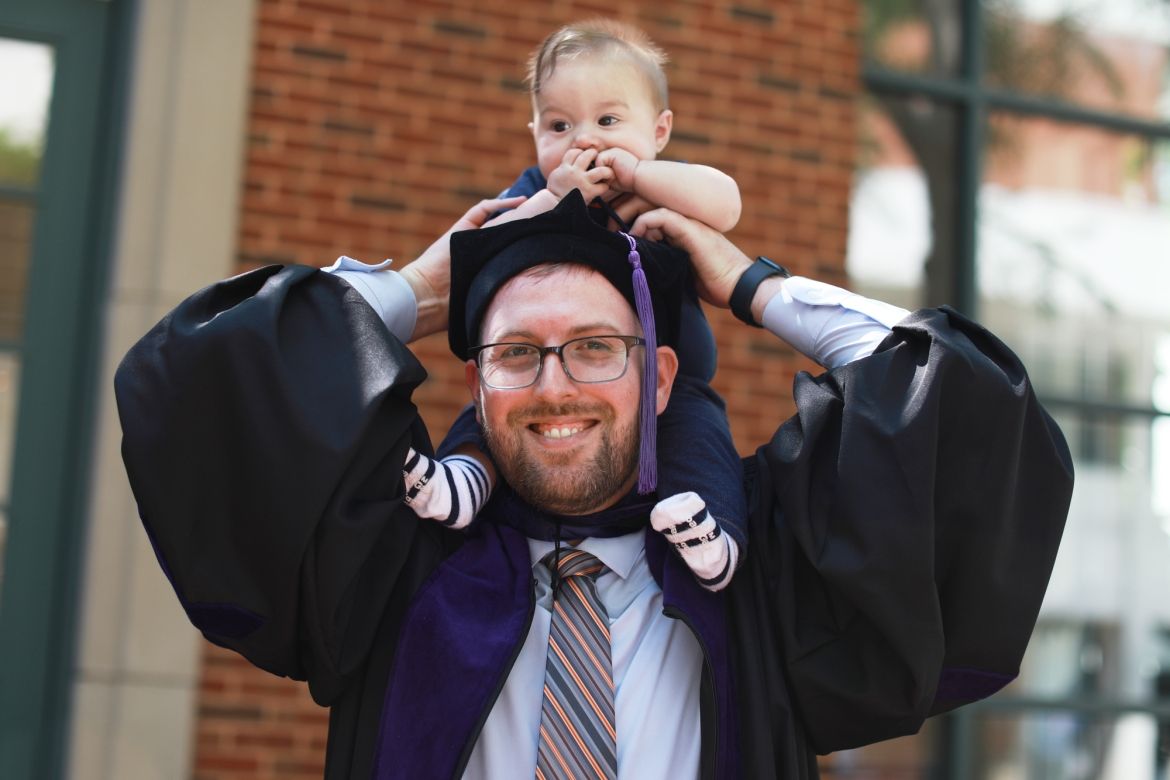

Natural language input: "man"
[115,192,1073,779]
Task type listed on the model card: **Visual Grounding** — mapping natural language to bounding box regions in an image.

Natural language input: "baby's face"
[530,53,672,180]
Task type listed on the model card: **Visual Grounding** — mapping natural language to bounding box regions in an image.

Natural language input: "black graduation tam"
[449,189,689,358]
[448,189,691,494]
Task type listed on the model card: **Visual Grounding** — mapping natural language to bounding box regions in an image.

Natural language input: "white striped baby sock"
[402,447,492,530]
[650,491,739,592]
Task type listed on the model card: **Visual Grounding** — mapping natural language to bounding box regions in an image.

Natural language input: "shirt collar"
[528,530,643,581]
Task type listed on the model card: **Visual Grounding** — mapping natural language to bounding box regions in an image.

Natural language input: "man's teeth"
[542,425,583,439]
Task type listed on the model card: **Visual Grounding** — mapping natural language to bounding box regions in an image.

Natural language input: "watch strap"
[729,256,790,327]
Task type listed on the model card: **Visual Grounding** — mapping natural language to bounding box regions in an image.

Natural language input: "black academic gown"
[114,265,1073,779]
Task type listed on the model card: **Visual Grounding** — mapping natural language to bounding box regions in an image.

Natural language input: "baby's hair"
[526,19,670,111]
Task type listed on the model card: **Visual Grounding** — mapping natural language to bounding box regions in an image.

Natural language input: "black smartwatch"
[729,256,790,327]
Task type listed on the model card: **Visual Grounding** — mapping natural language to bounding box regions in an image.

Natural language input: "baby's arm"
[496,189,560,221]
[596,149,741,232]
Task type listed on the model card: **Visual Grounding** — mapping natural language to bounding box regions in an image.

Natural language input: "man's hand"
[547,148,613,201]
[630,207,753,308]
[606,193,656,231]
[595,148,640,193]
[399,195,526,341]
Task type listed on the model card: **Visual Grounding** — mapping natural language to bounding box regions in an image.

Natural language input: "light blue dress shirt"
[464,533,703,779]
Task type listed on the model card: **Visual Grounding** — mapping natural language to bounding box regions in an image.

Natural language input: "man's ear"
[465,360,483,423]
[654,109,673,153]
[654,346,679,414]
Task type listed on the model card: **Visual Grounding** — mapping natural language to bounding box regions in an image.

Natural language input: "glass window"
[0,354,20,507]
[982,0,1170,122]
[977,123,1170,412]
[0,197,34,342]
[0,39,53,187]
[847,96,960,309]
[1154,340,1170,519]
[972,709,1167,779]
[978,113,1170,709]
[864,0,963,77]
[0,37,53,598]
[1018,622,1119,699]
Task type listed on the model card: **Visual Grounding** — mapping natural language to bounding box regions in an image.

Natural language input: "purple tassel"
[620,232,658,494]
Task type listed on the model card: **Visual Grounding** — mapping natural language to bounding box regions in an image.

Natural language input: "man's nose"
[533,353,578,399]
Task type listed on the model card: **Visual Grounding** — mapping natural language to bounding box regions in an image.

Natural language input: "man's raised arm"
[113,195,522,706]
[630,206,910,369]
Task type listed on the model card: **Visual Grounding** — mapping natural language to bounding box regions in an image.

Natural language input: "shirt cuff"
[323,256,417,343]
[760,277,910,369]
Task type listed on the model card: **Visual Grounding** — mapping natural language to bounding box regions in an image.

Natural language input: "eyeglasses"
[470,335,646,390]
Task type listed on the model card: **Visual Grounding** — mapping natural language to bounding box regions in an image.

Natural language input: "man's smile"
[529,420,598,440]
[508,402,612,449]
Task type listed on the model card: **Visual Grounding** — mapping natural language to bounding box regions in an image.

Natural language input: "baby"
[404,19,748,591]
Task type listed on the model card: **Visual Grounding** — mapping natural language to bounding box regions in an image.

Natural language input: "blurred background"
[0,0,1168,777]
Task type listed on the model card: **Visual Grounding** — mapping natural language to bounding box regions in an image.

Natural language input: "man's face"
[530,52,673,181]
[466,265,677,515]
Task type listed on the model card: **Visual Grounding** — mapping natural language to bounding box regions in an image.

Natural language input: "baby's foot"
[402,447,491,529]
[650,492,739,592]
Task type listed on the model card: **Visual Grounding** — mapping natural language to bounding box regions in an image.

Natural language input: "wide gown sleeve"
[730,306,1074,761]
[114,264,445,704]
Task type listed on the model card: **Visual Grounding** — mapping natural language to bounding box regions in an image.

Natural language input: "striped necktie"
[536,549,617,780]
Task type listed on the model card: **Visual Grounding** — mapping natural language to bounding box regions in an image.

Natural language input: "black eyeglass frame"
[469,335,646,389]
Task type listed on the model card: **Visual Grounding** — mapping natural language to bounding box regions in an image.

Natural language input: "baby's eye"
[550,120,570,132]
[598,115,619,127]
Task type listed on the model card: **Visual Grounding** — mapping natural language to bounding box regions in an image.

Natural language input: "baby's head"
[526,20,674,180]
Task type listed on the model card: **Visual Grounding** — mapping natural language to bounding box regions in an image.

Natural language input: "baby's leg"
[651,492,738,591]
[654,375,748,591]
[402,405,495,529]
[402,445,494,529]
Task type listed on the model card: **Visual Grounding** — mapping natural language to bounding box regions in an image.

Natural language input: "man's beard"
[480,399,639,515]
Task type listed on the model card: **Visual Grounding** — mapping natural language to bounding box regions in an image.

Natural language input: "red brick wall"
[194,1,861,777]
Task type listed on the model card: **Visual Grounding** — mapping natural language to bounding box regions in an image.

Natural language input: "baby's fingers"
[572,147,599,170]
[586,165,613,184]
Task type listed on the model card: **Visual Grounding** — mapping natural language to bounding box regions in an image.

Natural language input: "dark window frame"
[0,1,134,777]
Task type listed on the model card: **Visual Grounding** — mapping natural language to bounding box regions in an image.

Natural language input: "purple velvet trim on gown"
[140,513,266,640]
[369,514,742,779]
[934,666,1015,707]
[371,522,532,780]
